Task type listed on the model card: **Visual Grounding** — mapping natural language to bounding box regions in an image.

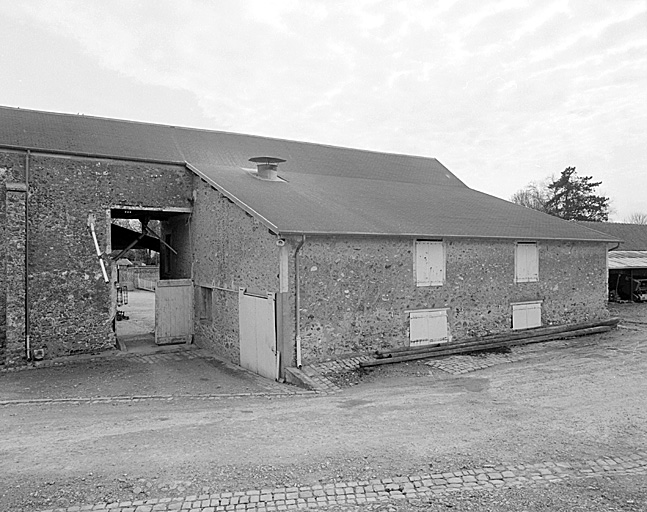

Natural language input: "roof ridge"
[0,105,443,163]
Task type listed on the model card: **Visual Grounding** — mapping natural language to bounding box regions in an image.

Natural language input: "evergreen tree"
[543,167,609,221]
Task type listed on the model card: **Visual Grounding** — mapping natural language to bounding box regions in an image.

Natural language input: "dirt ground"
[0,303,646,511]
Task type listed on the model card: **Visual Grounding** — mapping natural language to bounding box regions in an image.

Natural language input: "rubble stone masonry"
[0,150,192,365]
[0,148,610,370]
[296,236,608,364]
[191,178,280,363]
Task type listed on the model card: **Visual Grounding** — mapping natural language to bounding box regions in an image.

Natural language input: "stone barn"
[0,106,617,378]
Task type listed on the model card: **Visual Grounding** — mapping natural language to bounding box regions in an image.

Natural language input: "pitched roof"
[577,221,647,250]
[0,106,616,242]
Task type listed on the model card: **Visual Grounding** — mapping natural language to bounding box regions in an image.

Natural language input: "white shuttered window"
[512,301,542,330]
[415,241,445,286]
[515,242,539,283]
[409,309,450,346]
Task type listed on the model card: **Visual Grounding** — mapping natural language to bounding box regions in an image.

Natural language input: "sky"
[1,0,645,221]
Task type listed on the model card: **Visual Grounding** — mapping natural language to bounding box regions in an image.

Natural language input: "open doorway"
[110,207,192,352]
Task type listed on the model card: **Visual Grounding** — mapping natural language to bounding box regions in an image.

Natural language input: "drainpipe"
[25,151,31,360]
[294,235,306,368]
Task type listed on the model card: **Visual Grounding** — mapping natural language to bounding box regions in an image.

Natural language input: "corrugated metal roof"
[0,106,618,242]
[577,221,647,250]
[608,251,647,269]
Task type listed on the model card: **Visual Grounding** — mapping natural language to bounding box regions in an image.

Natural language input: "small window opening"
[199,287,213,324]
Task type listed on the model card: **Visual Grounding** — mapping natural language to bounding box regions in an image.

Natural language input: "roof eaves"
[0,143,186,167]
[275,229,620,243]
[185,162,280,234]
[575,224,624,244]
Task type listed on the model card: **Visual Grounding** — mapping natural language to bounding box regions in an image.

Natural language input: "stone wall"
[0,147,609,370]
[3,184,27,365]
[191,178,279,363]
[0,150,193,364]
[295,236,608,364]
[0,152,28,366]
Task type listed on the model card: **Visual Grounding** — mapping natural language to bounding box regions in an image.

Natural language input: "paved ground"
[0,347,297,403]
[27,453,647,511]
[1,302,645,512]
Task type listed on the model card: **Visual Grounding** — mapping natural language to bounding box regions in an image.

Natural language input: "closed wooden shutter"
[416,241,445,286]
[512,301,542,330]
[515,243,538,282]
[410,309,449,346]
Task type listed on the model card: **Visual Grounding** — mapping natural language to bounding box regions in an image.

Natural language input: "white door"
[155,279,194,345]
[239,289,278,380]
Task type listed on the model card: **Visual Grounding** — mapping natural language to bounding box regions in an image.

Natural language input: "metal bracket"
[87,214,109,283]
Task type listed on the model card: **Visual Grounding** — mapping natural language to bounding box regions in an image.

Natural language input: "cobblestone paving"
[301,356,373,392]
[299,348,529,390]
[0,349,314,406]
[0,347,202,374]
[424,350,527,375]
[35,452,647,512]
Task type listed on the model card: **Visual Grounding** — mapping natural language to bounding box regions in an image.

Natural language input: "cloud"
[0,0,645,219]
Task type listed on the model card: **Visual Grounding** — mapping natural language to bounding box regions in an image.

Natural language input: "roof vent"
[249,156,286,181]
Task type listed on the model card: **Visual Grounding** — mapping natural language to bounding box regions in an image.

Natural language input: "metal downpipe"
[294,235,306,368]
[25,150,31,360]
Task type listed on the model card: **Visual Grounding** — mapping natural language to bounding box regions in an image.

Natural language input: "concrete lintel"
[112,205,193,214]
[5,182,27,192]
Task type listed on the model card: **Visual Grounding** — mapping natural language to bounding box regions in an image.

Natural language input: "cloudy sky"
[1,0,645,220]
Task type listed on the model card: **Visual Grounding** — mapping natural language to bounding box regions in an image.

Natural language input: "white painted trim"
[279,245,289,293]
[404,307,450,314]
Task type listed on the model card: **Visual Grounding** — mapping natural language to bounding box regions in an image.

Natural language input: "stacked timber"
[360,318,620,368]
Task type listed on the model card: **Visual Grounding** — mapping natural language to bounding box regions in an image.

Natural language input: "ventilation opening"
[249,156,286,181]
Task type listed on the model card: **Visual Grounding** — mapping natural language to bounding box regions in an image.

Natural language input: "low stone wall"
[120,266,160,290]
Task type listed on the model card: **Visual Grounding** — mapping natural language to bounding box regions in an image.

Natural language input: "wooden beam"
[361,322,617,368]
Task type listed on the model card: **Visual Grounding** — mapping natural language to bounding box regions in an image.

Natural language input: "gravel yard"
[0,303,645,512]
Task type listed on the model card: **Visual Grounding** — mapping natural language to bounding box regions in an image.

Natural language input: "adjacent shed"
[578,221,647,302]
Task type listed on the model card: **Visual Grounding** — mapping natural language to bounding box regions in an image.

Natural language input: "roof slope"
[577,221,647,250]
[608,251,647,270]
[0,106,616,242]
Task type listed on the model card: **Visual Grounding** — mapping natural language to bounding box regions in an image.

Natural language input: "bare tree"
[625,212,647,224]
[510,180,550,212]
